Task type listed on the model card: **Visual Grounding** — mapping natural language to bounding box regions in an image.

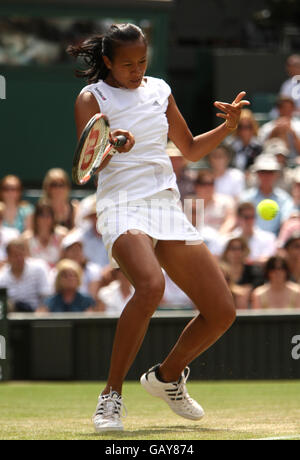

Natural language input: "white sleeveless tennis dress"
[80,77,202,267]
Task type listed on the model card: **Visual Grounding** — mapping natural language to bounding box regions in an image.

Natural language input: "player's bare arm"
[75,91,99,139]
[167,91,250,162]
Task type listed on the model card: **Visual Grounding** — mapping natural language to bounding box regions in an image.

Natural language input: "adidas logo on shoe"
[140,364,205,421]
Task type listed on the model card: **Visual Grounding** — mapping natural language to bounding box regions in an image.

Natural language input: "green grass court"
[0,381,300,440]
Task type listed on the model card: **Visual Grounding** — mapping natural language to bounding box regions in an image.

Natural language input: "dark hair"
[284,231,300,249]
[237,202,255,217]
[221,236,250,261]
[67,23,147,83]
[264,256,289,281]
[195,169,214,185]
[33,200,55,236]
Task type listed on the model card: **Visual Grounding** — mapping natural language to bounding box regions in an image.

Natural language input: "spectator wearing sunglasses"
[251,255,300,309]
[0,175,34,233]
[42,168,78,230]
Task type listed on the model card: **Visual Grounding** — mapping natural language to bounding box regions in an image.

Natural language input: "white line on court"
[250,435,300,441]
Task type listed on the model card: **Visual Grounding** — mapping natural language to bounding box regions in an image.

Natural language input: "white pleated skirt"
[97,189,203,268]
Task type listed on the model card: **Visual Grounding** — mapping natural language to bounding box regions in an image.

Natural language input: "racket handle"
[113,135,127,147]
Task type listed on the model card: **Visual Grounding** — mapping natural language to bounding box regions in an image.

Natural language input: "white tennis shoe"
[140,364,205,420]
[93,389,126,432]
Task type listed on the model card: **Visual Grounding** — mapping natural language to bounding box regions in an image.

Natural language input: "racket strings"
[77,118,110,182]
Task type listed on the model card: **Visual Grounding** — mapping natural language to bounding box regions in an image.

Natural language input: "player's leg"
[102,231,165,396]
[94,231,165,432]
[155,240,236,381]
[140,240,235,420]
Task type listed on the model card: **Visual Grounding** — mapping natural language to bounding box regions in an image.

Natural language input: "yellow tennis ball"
[256,199,279,220]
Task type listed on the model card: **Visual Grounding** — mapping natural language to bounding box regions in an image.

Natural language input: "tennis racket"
[72,113,127,185]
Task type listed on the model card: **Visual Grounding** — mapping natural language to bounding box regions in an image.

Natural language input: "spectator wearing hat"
[240,154,294,235]
[264,137,295,188]
[207,145,246,200]
[246,138,294,191]
[225,109,262,171]
[230,202,276,264]
[251,255,300,309]
[283,232,300,283]
[258,96,300,160]
[43,259,95,313]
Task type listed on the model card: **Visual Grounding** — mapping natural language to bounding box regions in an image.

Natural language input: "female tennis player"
[68,23,250,432]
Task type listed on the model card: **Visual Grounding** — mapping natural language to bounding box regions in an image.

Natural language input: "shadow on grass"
[76,424,244,439]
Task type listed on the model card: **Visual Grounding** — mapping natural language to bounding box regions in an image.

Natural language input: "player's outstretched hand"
[214,91,250,131]
[110,129,135,153]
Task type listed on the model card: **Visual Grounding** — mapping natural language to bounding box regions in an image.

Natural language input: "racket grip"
[113,135,127,147]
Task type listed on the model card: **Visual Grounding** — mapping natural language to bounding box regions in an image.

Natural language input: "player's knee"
[135,274,165,311]
[216,299,236,332]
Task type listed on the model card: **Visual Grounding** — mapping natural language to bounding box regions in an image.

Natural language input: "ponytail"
[67,35,108,83]
[67,23,147,84]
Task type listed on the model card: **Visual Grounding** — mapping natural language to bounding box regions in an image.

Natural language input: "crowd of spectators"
[167,54,300,311]
[0,17,154,66]
[1,54,300,314]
